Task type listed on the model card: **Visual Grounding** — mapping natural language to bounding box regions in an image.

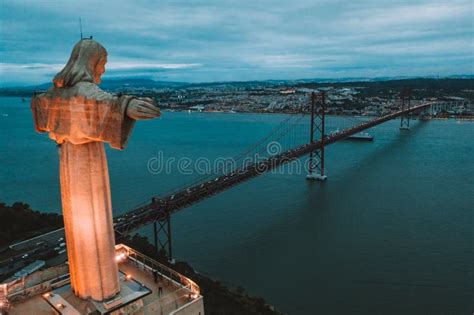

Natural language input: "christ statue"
[31,39,160,301]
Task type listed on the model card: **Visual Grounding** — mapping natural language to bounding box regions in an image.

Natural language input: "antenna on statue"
[78,18,93,40]
[79,18,83,40]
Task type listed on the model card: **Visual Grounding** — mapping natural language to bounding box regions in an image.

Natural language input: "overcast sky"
[0,0,472,86]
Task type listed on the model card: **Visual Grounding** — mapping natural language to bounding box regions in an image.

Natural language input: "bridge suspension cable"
[158,111,308,198]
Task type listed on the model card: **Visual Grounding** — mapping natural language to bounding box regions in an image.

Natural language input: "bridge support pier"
[152,211,173,263]
[400,87,411,130]
[307,92,327,181]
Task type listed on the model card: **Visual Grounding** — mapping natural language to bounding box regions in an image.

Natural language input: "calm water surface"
[1,96,473,314]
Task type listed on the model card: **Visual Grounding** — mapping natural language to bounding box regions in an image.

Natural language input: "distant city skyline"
[0,0,473,86]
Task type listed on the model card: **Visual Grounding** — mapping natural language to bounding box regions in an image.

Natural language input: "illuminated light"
[56,303,63,308]
[115,252,127,262]
[43,293,51,298]
[191,293,199,299]
[126,274,132,280]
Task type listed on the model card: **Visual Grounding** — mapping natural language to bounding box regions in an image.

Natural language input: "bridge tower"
[307,92,327,181]
[151,197,173,262]
[400,87,412,130]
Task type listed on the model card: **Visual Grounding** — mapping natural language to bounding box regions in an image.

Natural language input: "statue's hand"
[127,98,161,120]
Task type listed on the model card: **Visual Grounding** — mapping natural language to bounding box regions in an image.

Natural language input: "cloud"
[0,0,472,85]
[0,63,63,71]
[0,61,202,86]
[106,62,201,70]
[339,2,469,30]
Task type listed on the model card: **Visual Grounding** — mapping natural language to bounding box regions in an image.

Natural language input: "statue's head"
[53,39,107,88]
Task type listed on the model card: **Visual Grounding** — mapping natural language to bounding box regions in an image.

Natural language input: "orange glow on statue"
[31,39,160,301]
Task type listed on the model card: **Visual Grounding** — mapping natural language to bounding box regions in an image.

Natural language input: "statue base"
[41,271,150,315]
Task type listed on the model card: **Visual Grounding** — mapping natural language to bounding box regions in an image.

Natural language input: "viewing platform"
[1,244,204,315]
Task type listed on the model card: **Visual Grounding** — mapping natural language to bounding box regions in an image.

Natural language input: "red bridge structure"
[112,90,433,259]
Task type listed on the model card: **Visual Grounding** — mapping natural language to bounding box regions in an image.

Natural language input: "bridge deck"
[113,103,432,237]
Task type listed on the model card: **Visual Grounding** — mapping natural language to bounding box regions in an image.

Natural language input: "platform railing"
[115,244,200,297]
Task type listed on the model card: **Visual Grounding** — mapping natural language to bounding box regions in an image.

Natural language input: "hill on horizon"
[0,76,472,97]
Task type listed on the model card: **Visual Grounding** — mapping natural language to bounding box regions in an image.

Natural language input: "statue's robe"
[31,82,136,301]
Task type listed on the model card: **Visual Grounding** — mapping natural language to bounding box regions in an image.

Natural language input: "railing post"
[307,92,327,181]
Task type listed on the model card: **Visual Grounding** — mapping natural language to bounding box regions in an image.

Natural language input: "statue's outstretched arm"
[82,83,161,121]
[126,97,161,120]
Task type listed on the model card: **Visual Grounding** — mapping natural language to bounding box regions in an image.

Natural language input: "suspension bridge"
[111,90,432,259]
[8,90,434,261]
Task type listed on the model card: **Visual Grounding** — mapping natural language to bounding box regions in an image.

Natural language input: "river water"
[1,96,473,314]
